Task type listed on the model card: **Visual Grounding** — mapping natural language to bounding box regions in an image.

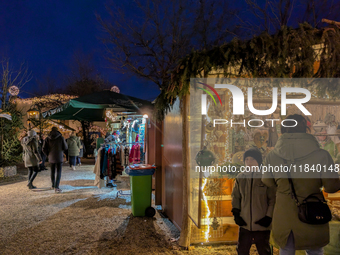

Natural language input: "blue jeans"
[280,232,323,255]
[69,156,77,166]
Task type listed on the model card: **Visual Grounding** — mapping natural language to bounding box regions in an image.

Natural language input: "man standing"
[21,130,42,189]
[43,127,68,193]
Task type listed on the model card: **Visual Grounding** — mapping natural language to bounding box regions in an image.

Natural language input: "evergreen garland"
[155,23,340,120]
[0,102,24,167]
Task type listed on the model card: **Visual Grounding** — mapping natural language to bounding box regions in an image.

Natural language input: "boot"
[28,171,38,189]
[72,166,76,171]
[28,183,37,189]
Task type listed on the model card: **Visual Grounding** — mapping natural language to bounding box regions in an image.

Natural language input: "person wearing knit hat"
[243,147,263,168]
[231,147,276,255]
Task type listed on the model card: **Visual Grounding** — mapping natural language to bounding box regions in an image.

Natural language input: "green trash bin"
[126,165,156,217]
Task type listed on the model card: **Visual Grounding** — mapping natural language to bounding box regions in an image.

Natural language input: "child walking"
[231,148,276,255]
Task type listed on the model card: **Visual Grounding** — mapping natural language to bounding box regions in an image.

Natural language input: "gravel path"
[0,162,275,255]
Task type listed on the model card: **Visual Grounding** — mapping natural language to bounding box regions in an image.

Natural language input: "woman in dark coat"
[43,127,68,193]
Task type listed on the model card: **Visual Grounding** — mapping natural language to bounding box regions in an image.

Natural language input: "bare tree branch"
[97,0,237,89]
[1,58,33,110]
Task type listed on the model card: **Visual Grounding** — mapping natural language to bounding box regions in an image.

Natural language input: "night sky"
[1,0,338,102]
[0,0,160,101]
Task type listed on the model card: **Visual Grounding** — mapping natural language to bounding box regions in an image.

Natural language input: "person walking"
[21,130,42,189]
[232,148,276,255]
[262,114,340,255]
[77,134,85,166]
[38,134,47,171]
[96,134,105,150]
[64,133,70,164]
[67,131,80,170]
[43,127,68,193]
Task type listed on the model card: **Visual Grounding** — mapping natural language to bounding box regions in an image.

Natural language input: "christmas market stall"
[42,90,161,190]
[15,94,77,138]
[154,24,340,249]
[187,78,340,245]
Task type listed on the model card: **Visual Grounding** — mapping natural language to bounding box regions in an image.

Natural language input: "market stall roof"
[42,90,153,121]
[49,120,75,131]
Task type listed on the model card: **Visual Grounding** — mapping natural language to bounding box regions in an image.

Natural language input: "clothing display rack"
[94,113,148,193]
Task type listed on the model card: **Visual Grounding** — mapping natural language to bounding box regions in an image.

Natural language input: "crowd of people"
[21,127,84,193]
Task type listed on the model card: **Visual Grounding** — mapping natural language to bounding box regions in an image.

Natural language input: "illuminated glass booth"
[185,78,340,244]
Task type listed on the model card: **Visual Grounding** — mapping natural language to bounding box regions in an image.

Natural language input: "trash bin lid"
[125,164,156,176]
[129,164,156,170]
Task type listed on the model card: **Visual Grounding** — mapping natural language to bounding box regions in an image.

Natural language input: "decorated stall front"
[157,24,340,249]
[187,78,340,245]
[44,90,157,186]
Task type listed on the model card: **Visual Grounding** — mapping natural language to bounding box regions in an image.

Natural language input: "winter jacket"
[78,140,85,158]
[67,136,81,156]
[42,130,68,163]
[262,133,340,250]
[231,171,276,231]
[21,136,42,168]
[93,147,105,189]
[96,137,104,150]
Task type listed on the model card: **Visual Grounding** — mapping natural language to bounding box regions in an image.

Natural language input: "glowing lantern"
[110,86,120,93]
[8,86,19,96]
[27,108,40,120]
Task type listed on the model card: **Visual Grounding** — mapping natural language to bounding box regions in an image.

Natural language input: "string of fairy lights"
[13,88,122,139]
[14,94,77,105]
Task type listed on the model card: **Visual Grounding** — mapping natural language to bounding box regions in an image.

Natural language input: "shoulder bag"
[284,159,332,225]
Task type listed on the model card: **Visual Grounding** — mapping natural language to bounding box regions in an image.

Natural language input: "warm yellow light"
[143,114,148,118]
[202,178,211,242]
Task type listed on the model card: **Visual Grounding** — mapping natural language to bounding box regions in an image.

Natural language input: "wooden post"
[178,94,192,248]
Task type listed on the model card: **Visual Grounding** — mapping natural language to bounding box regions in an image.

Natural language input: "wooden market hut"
[42,91,163,187]
[155,24,340,247]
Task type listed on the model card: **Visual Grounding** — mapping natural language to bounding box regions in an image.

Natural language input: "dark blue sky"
[0,0,160,101]
[1,0,337,102]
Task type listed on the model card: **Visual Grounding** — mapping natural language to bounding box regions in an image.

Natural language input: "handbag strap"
[284,159,326,205]
[283,159,300,206]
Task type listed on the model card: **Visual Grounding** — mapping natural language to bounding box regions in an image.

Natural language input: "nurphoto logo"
[200,83,312,128]
[201,84,311,116]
